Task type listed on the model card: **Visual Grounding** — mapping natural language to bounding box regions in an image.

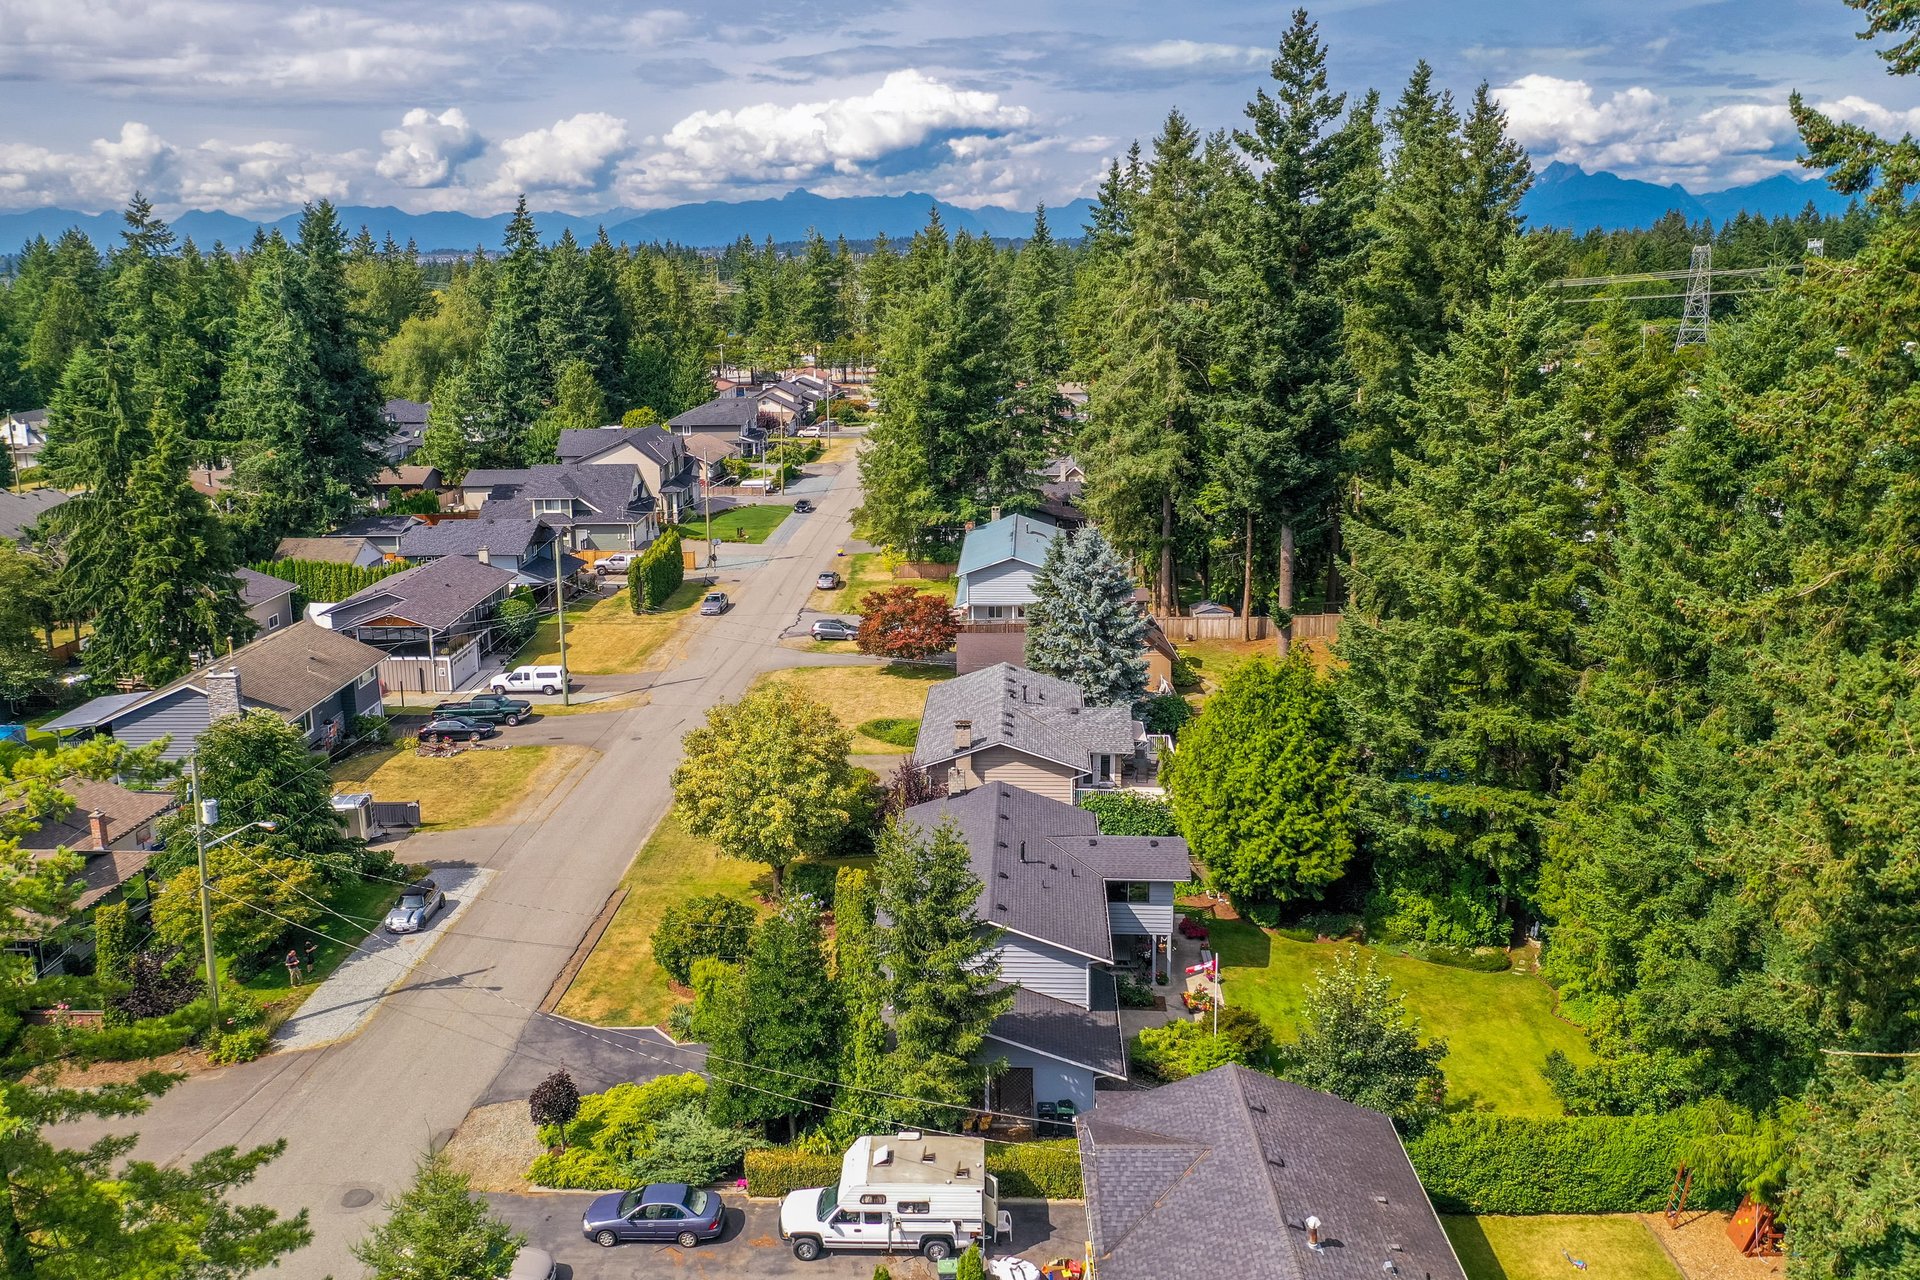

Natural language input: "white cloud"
[378,108,484,187]
[1817,94,1920,136]
[495,112,632,193]
[1113,40,1265,71]
[635,69,1030,193]
[624,8,693,44]
[0,121,359,214]
[1496,75,1665,149]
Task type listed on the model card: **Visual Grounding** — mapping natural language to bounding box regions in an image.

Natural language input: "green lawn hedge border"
[743,1140,1083,1199]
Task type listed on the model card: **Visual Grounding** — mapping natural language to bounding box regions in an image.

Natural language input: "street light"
[189,755,279,1034]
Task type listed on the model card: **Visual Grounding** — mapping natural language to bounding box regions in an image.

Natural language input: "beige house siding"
[969,745,1079,804]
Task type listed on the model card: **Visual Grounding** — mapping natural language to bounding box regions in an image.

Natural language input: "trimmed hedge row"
[632,529,685,611]
[1405,1111,1734,1215]
[742,1141,1083,1200]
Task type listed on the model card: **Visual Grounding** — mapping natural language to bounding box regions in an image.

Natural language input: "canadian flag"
[1186,958,1219,978]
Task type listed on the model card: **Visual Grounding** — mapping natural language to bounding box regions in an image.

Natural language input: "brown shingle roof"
[216,621,384,719]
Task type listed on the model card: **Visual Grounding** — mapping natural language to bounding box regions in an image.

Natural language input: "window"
[357,669,377,688]
[1107,881,1150,904]
[863,1213,885,1225]
[858,1194,886,1205]
[898,1201,931,1216]
[267,614,282,630]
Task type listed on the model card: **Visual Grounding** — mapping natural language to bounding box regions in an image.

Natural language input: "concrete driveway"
[486,1194,1086,1280]
[56,453,879,1278]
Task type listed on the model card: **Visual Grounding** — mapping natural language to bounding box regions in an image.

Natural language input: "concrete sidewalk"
[272,865,495,1053]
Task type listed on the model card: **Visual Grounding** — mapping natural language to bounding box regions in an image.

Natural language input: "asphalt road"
[58,463,871,1278]
[486,1194,1087,1280]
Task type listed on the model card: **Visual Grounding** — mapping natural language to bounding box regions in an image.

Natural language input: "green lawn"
[1442,1215,1681,1280]
[675,503,793,545]
[330,743,593,830]
[855,716,920,749]
[233,872,411,1003]
[811,552,957,614]
[1202,915,1590,1115]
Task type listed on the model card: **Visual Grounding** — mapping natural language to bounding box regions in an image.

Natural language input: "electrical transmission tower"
[1674,244,1712,350]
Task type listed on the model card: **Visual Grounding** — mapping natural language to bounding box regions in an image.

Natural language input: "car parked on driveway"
[420,715,495,743]
[490,665,567,696]
[506,1245,555,1280]
[815,570,840,589]
[793,499,815,513]
[593,552,635,576]
[432,695,531,725]
[810,618,859,641]
[384,879,444,934]
[700,592,731,615]
[581,1183,725,1250]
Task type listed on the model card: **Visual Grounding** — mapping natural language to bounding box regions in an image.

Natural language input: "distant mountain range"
[0,165,1857,255]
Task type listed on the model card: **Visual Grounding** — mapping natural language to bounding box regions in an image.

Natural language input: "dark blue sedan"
[581,1183,725,1250]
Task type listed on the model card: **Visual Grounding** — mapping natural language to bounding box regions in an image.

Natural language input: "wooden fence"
[1152,611,1342,644]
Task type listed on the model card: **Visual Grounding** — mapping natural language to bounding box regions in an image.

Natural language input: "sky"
[0,0,1915,217]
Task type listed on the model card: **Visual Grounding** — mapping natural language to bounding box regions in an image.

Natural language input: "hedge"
[529,1147,624,1189]
[1405,1111,1734,1215]
[743,1141,1083,1200]
[251,557,410,607]
[632,529,685,612]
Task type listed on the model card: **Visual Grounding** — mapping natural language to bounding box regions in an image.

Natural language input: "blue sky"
[0,0,1912,215]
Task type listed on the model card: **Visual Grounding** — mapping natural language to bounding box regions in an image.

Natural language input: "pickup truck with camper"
[779,1130,999,1263]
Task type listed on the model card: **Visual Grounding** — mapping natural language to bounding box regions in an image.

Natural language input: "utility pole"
[1675,244,1711,350]
[554,539,571,706]
[190,758,220,1034]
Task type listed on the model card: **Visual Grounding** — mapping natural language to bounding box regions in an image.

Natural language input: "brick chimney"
[88,809,110,849]
[205,668,242,722]
[953,719,972,753]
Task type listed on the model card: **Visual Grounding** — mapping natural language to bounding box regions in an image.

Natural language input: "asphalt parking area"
[486,1194,1086,1279]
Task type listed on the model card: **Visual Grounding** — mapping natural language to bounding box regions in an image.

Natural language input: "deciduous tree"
[1285,951,1447,1131]
[855,585,958,659]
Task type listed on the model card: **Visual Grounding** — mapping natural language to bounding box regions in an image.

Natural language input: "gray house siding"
[1107,880,1176,937]
[246,593,295,633]
[112,687,212,763]
[988,1043,1097,1114]
[994,934,1093,1007]
[961,561,1039,614]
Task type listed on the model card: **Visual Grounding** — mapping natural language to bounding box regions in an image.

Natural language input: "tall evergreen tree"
[706,900,841,1136]
[474,198,547,461]
[294,201,385,494]
[1005,206,1070,440]
[1024,526,1149,704]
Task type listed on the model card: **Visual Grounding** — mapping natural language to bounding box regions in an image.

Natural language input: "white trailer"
[778,1130,1001,1263]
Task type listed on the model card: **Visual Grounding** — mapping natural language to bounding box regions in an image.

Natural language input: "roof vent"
[1375,1195,1389,1204]
[1249,1103,1268,1114]
[874,1145,893,1166]
[1149,839,1159,847]
[1268,1157,1285,1169]
[922,1149,938,1163]
[998,871,1009,880]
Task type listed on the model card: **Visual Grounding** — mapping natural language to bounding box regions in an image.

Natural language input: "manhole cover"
[340,1187,377,1208]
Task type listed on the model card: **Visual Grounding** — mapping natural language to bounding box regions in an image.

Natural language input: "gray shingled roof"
[0,488,73,544]
[899,782,1190,962]
[989,973,1126,1078]
[324,557,516,633]
[458,464,652,523]
[914,663,1140,774]
[1077,1066,1468,1280]
[397,516,544,559]
[220,621,386,719]
[557,425,678,467]
[383,398,430,426]
[667,397,762,431]
[335,516,420,538]
[233,567,294,608]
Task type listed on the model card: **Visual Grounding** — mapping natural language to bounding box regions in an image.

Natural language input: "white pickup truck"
[779,1130,999,1263]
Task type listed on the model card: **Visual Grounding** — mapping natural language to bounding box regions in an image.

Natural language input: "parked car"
[507,1246,556,1280]
[384,879,444,934]
[793,499,815,513]
[700,592,731,615]
[815,570,840,589]
[432,696,531,725]
[796,424,821,438]
[490,665,567,696]
[811,618,859,642]
[594,552,635,576]
[420,715,495,743]
[581,1183,726,1249]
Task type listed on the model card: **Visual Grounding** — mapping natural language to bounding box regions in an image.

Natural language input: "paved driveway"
[487,1194,1086,1280]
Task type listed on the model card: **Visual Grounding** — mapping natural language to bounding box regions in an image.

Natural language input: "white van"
[489,665,567,696]
[779,1130,998,1263]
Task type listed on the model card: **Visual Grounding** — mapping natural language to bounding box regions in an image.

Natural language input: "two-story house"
[667,395,770,455]
[39,622,386,762]
[394,515,580,589]
[556,426,699,523]
[899,781,1192,1114]
[913,664,1147,802]
[953,512,1059,625]
[233,567,297,633]
[451,464,659,554]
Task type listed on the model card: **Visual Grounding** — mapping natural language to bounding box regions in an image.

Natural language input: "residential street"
[57,463,871,1278]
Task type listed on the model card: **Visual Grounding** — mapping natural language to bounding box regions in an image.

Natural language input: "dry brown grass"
[329,744,594,830]
[515,582,704,674]
[754,663,944,754]
[441,1101,545,1193]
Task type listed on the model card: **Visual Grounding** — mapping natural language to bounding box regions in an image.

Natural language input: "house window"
[534,498,570,514]
[1106,881,1150,904]
[984,605,1009,620]
[356,670,377,689]
[267,614,281,630]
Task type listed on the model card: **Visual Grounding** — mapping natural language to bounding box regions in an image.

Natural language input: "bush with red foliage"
[855,585,958,660]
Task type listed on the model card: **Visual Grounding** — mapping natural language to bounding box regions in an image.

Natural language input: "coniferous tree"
[706,899,840,1136]
[831,867,889,1136]
[474,198,547,461]
[420,370,480,481]
[24,277,97,404]
[93,416,252,685]
[1169,654,1353,904]
[1339,257,1584,946]
[350,1153,522,1280]
[873,816,1011,1126]
[294,201,385,493]
[1005,206,1071,440]
[539,230,613,397]
[1024,526,1148,704]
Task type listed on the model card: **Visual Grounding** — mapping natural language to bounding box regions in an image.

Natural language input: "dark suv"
[433,694,532,725]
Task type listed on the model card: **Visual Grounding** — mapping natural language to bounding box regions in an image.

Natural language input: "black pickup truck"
[432,693,534,725]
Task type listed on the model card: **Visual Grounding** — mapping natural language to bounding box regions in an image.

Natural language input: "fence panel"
[369,800,421,830]
[1151,611,1343,644]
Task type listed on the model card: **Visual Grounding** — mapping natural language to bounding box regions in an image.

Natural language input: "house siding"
[111,688,212,763]
[1107,880,1176,937]
[968,745,1079,804]
[245,593,295,633]
[987,1044,1098,1113]
[994,934,1093,1007]
[961,561,1040,610]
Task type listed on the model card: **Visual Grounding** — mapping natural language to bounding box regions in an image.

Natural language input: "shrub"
[1405,1111,1734,1215]
[1079,791,1178,837]
[207,1026,271,1065]
[1397,943,1510,973]
[1135,692,1192,736]
[632,529,686,611]
[988,1141,1082,1198]
[786,863,840,909]
[744,1148,841,1197]
[651,895,757,985]
[562,1074,708,1162]
[528,1147,624,1190]
[626,1102,765,1185]
[93,902,133,985]
[1129,1013,1271,1082]
[854,716,920,748]
[108,950,201,1022]
[529,1069,581,1145]
[1116,976,1159,1009]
